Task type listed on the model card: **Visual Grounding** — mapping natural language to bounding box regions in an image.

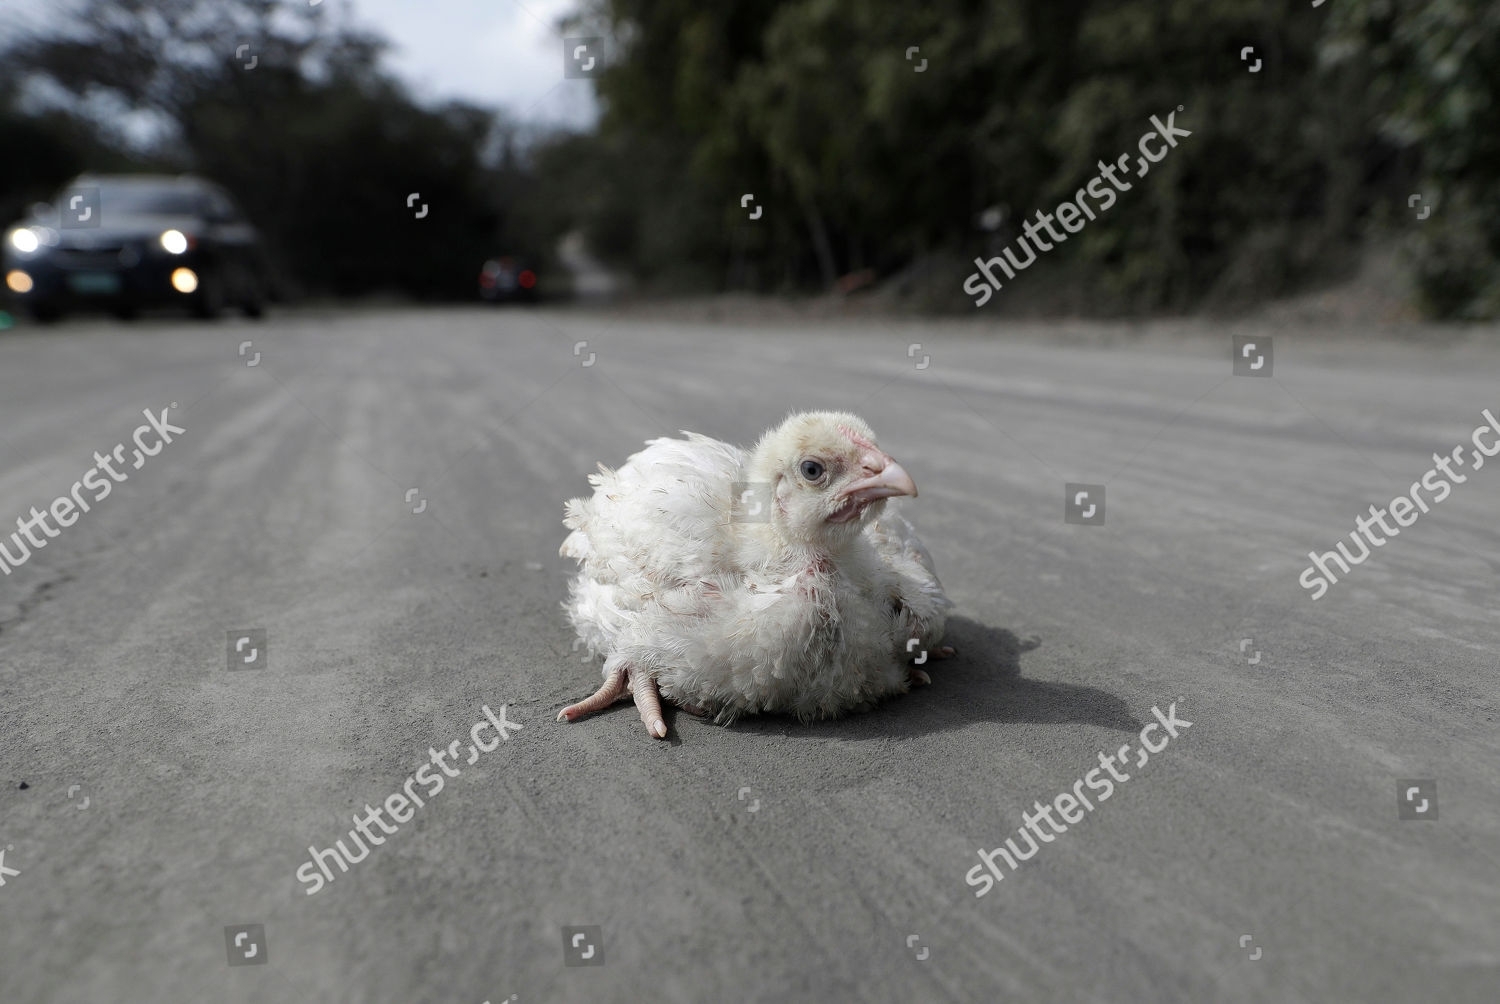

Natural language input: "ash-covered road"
[1,307,1496,1003]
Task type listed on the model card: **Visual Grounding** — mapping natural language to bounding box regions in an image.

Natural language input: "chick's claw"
[557,665,629,722]
[906,644,952,685]
[630,672,669,739]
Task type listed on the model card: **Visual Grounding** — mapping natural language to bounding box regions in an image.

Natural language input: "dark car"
[3,174,271,322]
[478,255,539,304]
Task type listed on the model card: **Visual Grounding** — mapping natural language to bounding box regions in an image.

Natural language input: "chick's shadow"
[728,615,1142,741]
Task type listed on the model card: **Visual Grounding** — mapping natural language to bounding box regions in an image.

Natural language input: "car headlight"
[8,228,39,254]
[159,229,190,255]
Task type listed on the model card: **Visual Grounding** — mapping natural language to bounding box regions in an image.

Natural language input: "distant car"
[2,174,270,322]
[478,256,538,303]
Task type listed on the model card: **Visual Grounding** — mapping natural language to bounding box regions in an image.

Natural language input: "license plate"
[68,272,122,295]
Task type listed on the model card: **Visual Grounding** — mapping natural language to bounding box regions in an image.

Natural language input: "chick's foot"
[558,663,671,740]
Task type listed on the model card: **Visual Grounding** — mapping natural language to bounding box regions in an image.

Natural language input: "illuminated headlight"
[8,228,39,254]
[159,229,189,255]
[170,267,198,293]
[6,270,34,293]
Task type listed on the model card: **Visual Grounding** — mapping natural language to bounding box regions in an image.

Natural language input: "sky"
[344,0,598,126]
[3,0,599,128]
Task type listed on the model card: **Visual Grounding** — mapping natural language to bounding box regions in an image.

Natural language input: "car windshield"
[89,182,204,216]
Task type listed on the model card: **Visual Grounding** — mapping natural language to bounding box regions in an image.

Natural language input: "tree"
[4,0,514,299]
[557,0,1492,315]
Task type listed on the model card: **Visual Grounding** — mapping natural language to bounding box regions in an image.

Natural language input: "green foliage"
[562,0,1498,315]
[1323,0,1500,317]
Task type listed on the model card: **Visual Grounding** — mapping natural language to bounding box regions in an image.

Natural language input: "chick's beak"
[838,452,918,508]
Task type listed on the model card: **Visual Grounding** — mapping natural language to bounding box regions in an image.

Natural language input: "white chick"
[558,411,953,740]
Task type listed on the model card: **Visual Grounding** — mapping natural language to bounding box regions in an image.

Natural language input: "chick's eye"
[799,459,825,481]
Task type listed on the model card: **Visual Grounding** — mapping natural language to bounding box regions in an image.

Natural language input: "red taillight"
[519,269,536,289]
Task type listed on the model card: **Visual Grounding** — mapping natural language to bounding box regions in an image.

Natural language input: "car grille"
[53,242,140,270]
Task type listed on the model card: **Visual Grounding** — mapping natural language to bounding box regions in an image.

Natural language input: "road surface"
[0,307,1496,1003]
